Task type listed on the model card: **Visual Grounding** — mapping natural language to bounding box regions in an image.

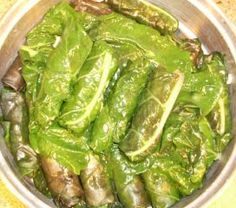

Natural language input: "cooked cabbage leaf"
[89,59,154,153]
[120,68,184,161]
[59,41,118,134]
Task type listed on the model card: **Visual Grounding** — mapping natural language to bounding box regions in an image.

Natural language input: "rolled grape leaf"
[2,57,25,92]
[0,88,38,176]
[90,12,194,74]
[33,17,92,127]
[89,59,154,153]
[80,154,115,206]
[59,41,118,134]
[41,157,86,208]
[143,169,180,208]
[109,146,151,208]
[30,124,90,175]
[106,0,178,34]
[120,68,184,161]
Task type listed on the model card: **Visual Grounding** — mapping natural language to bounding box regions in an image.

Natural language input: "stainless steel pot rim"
[0,1,236,208]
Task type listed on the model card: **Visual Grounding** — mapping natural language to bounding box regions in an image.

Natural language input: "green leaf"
[31,124,90,175]
[0,88,39,177]
[143,168,180,208]
[106,0,178,34]
[120,68,184,161]
[90,12,194,74]
[20,2,80,104]
[89,59,154,153]
[108,146,151,208]
[33,17,92,127]
[80,153,115,206]
[59,41,118,134]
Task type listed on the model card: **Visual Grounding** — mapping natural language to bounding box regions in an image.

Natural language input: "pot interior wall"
[0,0,235,208]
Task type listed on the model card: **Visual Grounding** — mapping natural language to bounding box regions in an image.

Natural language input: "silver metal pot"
[0,0,235,207]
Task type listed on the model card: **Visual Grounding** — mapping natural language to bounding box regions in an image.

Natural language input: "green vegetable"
[30,124,90,175]
[33,17,92,127]
[0,88,38,176]
[80,154,115,206]
[109,146,151,208]
[41,157,86,208]
[179,38,203,67]
[155,107,218,196]
[90,12,194,74]
[106,0,178,34]
[20,2,80,104]
[205,53,232,152]
[33,168,51,198]
[1,121,11,149]
[178,61,224,116]
[143,169,180,208]
[89,59,154,153]
[59,41,118,134]
[120,68,184,161]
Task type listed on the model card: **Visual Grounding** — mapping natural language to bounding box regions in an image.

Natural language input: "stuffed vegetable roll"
[106,0,178,34]
[109,146,151,208]
[33,16,92,127]
[143,169,180,208]
[120,67,184,161]
[2,57,25,92]
[89,59,154,153]
[59,41,118,134]
[30,123,90,175]
[41,157,86,208]
[80,154,115,206]
[0,88,38,176]
[20,2,84,105]
[91,12,194,74]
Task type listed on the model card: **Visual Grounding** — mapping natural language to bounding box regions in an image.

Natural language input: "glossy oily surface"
[0,0,234,208]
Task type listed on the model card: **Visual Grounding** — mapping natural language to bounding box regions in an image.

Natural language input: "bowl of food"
[0,0,235,208]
